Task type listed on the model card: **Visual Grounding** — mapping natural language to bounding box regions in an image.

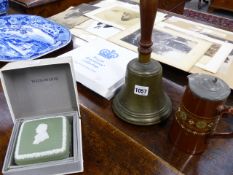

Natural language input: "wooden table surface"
[1,63,233,175]
[1,3,233,175]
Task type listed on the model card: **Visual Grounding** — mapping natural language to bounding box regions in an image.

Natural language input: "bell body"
[112,58,172,125]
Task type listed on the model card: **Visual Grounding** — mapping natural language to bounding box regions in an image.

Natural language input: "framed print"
[164,16,233,43]
[74,19,121,39]
[195,40,233,73]
[157,22,233,73]
[85,4,140,30]
[190,51,233,90]
[161,16,233,72]
[109,24,211,71]
[49,4,98,28]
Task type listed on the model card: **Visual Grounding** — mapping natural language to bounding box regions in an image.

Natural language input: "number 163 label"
[134,85,149,96]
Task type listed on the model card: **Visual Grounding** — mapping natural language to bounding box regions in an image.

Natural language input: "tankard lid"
[188,73,231,101]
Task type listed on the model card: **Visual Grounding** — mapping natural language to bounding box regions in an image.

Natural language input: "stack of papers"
[54,0,233,98]
[59,38,137,99]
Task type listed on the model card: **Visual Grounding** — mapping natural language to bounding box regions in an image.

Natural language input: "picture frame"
[164,16,233,43]
[157,22,233,73]
[49,4,98,28]
[74,19,121,39]
[109,24,211,71]
[85,4,140,30]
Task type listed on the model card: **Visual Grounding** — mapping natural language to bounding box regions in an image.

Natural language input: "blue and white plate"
[0,14,71,61]
[0,0,8,15]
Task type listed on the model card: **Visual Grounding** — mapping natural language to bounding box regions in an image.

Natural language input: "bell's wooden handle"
[139,0,158,63]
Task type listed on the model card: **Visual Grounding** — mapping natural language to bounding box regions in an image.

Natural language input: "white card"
[75,19,121,39]
[85,4,140,30]
[59,38,137,99]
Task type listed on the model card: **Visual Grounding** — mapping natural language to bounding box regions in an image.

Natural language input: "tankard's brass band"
[175,105,219,135]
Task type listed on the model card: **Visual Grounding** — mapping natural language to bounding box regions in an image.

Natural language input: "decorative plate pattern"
[0,0,8,15]
[0,14,71,61]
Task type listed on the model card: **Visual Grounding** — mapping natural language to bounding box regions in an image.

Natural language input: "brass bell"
[112,0,172,125]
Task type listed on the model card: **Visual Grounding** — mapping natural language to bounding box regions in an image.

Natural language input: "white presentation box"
[1,57,83,175]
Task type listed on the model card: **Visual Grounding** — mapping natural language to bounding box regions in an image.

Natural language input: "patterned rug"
[183,8,233,32]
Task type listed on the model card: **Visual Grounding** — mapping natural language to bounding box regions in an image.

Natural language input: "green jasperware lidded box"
[1,57,83,175]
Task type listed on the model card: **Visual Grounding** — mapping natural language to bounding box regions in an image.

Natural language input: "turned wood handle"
[139,0,158,63]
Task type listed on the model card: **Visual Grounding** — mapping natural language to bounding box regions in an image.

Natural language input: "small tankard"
[169,73,233,154]
[0,0,8,15]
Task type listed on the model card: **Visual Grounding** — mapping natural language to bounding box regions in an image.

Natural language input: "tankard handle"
[210,105,233,137]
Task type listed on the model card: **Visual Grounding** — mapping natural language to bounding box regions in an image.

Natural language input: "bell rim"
[112,94,172,126]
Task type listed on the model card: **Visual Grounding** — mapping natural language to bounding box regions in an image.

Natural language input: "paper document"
[158,22,233,73]
[74,19,121,39]
[59,38,137,99]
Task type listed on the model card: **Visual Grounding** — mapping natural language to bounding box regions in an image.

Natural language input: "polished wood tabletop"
[1,63,233,175]
[1,2,233,175]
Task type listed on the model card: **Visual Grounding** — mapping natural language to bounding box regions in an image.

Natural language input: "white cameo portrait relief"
[33,123,49,145]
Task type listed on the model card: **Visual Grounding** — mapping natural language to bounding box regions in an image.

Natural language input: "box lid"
[0,57,79,122]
